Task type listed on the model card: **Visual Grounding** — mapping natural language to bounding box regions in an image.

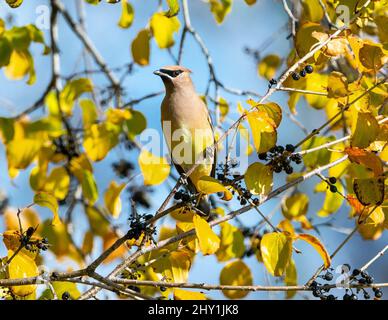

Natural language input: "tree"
[0,0,387,300]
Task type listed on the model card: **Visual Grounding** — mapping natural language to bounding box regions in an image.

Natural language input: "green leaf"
[81,170,99,205]
[165,0,180,17]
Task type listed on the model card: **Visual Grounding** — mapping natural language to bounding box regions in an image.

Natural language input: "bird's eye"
[173,70,182,77]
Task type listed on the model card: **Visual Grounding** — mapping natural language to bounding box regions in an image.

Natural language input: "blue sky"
[0,0,386,300]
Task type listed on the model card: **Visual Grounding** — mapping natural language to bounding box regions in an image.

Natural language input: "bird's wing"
[205,102,217,179]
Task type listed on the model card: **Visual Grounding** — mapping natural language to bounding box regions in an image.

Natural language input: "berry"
[240,198,247,206]
[269,146,277,153]
[364,293,370,300]
[269,78,277,86]
[327,294,335,300]
[276,145,285,153]
[312,289,320,297]
[299,69,307,77]
[328,177,337,184]
[361,270,369,279]
[366,276,374,284]
[350,294,358,300]
[358,278,367,285]
[258,153,267,160]
[285,144,295,152]
[26,227,35,237]
[352,269,360,276]
[292,72,300,81]
[273,165,282,173]
[374,289,383,298]
[160,286,167,292]
[174,192,182,200]
[305,65,314,73]
[324,272,333,281]
[329,185,337,193]
[285,166,293,175]
[62,291,70,300]
[310,281,318,289]
[343,293,351,300]
[253,198,259,205]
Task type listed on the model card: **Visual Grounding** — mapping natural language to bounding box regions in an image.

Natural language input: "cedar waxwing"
[154,66,216,213]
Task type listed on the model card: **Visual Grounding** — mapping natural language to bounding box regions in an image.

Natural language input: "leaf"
[5,0,23,8]
[7,250,38,297]
[217,97,229,122]
[33,192,61,226]
[131,29,150,66]
[304,73,329,109]
[165,0,180,17]
[82,231,94,255]
[285,259,297,299]
[258,54,281,80]
[327,71,348,98]
[102,231,127,264]
[83,123,119,162]
[124,110,147,140]
[301,0,323,22]
[52,282,81,300]
[43,167,70,200]
[297,234,331,268]
[138,150,170,186]
[79,99,98,129]
[244,0,256,4]
[316,180,344,217]
[81,170,99,205]
[350,111,379,148]
[359,42,386,72]
[174,289,206,300]
[247,100,282,127]
[302,136,334,168]
[104,181,126,218]
[0,37,12,67]
[208,0,233,24]
[260,232,292,277]
[193,214,220,255]
[295,22,323,62]
[353,177,385,206]
[85,205,110,237]
[244,162,273,196]
[247,110,277,154]
[281,193,309,220]
[153,249,192,283]
[150,13,180,49]
[118,0,134,29]
[345,147,383,177]
[4,49,34,84]
[197,176,232,200]
[216,222,245,262]
[219,260,253,299]
[6,138,41,173]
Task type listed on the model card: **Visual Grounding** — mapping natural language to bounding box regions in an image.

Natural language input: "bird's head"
[153,65,193,90]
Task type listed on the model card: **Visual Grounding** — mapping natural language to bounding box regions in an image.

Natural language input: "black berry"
[26,227,35,237]
[352,269,360,276]
[299,69,307,77]
[329,185,337,193]
[305,65,314,73]
[328,177,337,184]
[324,272,333,281]
[285,144,295,152]
[285,166,293,175]
[343,293,351,300]
[258,153,267,160]
[364,292,370,299]
[350,294,358,300]
[292,72,300,81]
[361,270,369,279]
[62,291,70,300]
[375,289,383,298]
[160,286,167,292]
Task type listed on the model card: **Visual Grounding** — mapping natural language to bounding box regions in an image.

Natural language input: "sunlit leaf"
[327,71,348,98]
[33,192,60,226]
[219,260,252,299]
[296,233,331,268]
[118,0,134,29]
[150,13,180,49]
[216,222,245,262]
[197,176,232,200]
[138,150,170,186]
[353,176,385,206]
[350,111,379,148]
[81,170,99,205]
[285,259,297,299]
[193,214,220,255]
[124,110,147,140]
[165,0,180,17]
[208,0,232,24]
[247,110,277,154]
[345,147,383,177]
[281,193,309,220]
[260,232,292,277]
[174,289,206,300]
[258,54,281,80]
[104,181,126,218]
[131,29,150,66]
[244,162,273,196]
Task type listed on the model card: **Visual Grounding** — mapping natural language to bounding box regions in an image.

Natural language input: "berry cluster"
[258,144,302,175]
[325,176,338,193]
[291,65,314,81]
[127,212,156,241]
[20,227,49,253]
[350,269,383,299]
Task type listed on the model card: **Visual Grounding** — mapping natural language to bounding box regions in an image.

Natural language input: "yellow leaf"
[260,232,292,277]
[297,233,331,268]
[285,259,297,299]
[217,97,229,122]
[258,54,281,80]
[102,231,128,264]
[193,214,220,255]
[174,289,206,300]
[327,71,348,98]
[244,162,273,196]
[170,206,195,222]
[118,0,134,29]
[150,13,180,49]
[43,166,70,200]
[247,110,277,154]
[104,181,126,218]
[153,249,192,283]
[208,0,232,24]
[81,231,94,255]
[295,22,323,62]
[131,29,150,66]
[7,250,38,297]
[219,260,253,299]
[244,0,256,4]
[197,176,232,200]
[359,42,386,72]
[5,0,23,8]
[165,0,180,17]
[304,73,329,109]
[216,222,245,262]
[138,150,170,186]
[4,50,34,83]
[281,193,309,220]
[33,192,61,226]
[350,111,379,148]
[353,176,385,206]
[79,99,98,129]
[6,138,41,176]
[315,180,344,217]
[52,282,81,300]
[301,0,323,22]
[247,100,282,127]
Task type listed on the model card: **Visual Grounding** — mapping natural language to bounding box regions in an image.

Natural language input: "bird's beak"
[153,70,164,77]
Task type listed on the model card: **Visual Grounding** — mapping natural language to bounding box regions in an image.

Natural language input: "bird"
[154,65,216,214]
